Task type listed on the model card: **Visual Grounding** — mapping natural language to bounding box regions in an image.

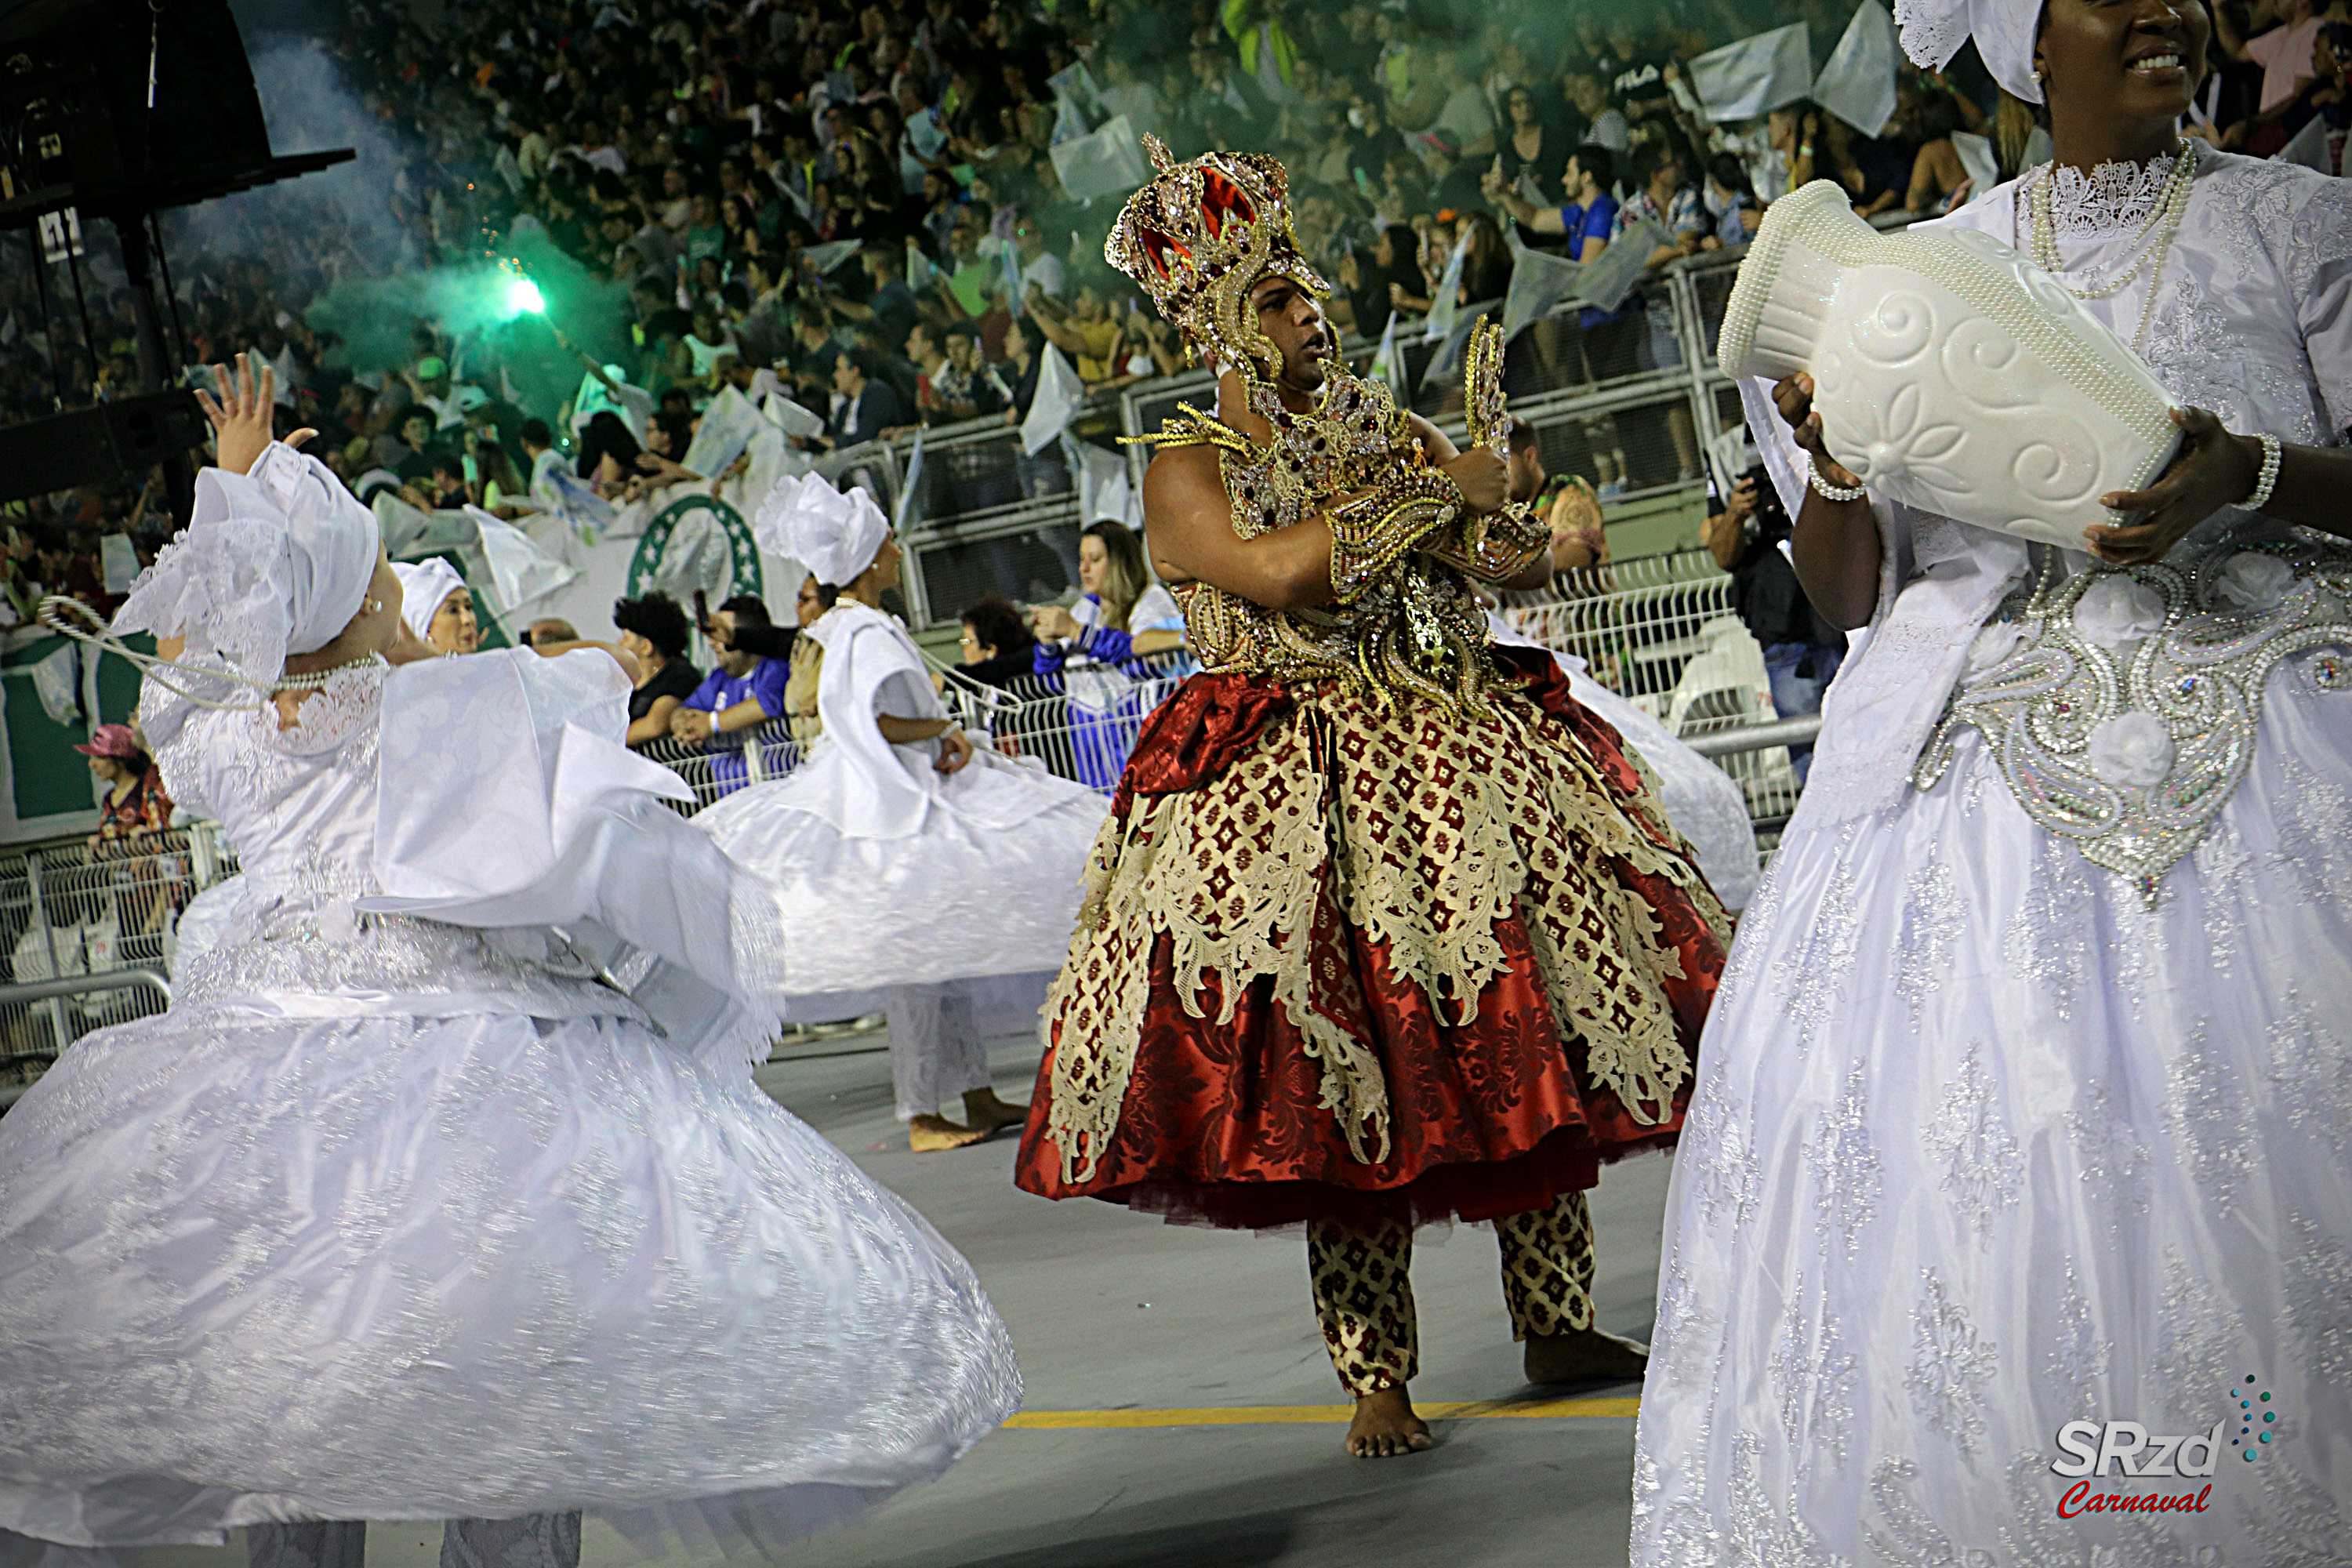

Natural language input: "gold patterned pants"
[1306,1190,1597,1396]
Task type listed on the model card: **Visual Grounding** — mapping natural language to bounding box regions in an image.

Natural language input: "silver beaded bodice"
[1913,524,2352,902]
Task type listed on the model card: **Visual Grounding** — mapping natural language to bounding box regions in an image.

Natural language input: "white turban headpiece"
[1896,0,2042,105]
[392,557,468,641]
[750,470,890,589]
[113,442,380,681]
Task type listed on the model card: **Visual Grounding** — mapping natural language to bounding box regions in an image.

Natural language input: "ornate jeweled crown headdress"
[1104,135,1330,387]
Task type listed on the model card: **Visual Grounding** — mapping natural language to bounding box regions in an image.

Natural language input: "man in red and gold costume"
[1012,137,1730,1458]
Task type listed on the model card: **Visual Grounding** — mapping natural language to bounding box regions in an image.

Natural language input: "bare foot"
[1523,1327,1650,1389]
[961,1087,1029,1134]
[1345,1385,1434,1459]
[908,1114,992,1152]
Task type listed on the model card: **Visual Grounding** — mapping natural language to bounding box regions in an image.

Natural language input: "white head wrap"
[112,442,380,681]
[750,470,890,588]
[392,557,468,641]
[1896,0,2042,105]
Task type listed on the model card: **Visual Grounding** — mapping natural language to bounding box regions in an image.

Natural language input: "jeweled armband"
[1327,469,1466,603]
[1423,501,1551,583]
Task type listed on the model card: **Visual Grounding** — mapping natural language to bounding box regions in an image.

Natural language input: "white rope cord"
[35,595,382,712]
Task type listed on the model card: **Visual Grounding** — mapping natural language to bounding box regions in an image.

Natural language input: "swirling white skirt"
[1630,677,2352,1563]
[0,1002,1021,1555]
[694,748,1107,1017]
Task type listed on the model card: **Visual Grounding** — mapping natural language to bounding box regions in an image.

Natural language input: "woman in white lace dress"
[0,363,1019,1568]
[695,473,1108,1152]
[1632,0,2352,1559]
[170,561,480,978]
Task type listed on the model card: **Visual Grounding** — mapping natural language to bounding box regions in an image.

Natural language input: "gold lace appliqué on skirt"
[1042,681,1722,1185]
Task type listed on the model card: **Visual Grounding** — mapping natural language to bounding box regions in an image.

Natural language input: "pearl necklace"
[2028,142,2194,355]
[274,654,389,692]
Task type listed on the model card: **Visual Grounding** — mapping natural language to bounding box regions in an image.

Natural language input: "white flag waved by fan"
[470,506,579,619]
[1048,62,1105,125]
[1051,114,1152,203]
[801,240,863,276]
[31,644,81,728]
[100,534,142,597]
[1573,218,1668,314]
[1812,2,1900,137]
[539,465,617,544]
[1951,132,1999,198]
[906,240,941,292]
[1502,245,1582,341]
[1423,234,1469,343]
[1690,23,1813,122]
[760,392,827,441]
[1021,342,1087,456]
[1418,312,1479,392]
[1065,437,1142,529]
[373,491,439,557]
[270,344,299,408]
[682,386,764,480]
[893,424,927,529]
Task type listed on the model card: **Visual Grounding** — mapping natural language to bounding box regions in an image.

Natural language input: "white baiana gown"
[692,598,1107,1020]
[1632,147,2352,1563]
[0,484,1018,1558]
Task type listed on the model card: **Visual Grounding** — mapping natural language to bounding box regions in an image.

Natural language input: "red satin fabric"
[1013,650,1726,1231]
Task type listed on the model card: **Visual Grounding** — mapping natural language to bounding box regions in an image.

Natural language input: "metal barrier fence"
[633,550,1815,844]
[633,652,1196,818]
[0,825,234,1100]
[941,659,1192,795]
[1496,551,1804,833]
[0,970,173,1107]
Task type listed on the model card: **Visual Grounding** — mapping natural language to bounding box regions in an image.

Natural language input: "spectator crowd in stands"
[13,0,2341,473]
[0,0,2340,743]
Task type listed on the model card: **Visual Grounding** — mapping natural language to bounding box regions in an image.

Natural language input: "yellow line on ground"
[1004,1397,1640,1430]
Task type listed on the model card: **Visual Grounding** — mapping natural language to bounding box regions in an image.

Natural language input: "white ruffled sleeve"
[360,646,784,1062]
[134,662,227,822]
[803,603,944,839]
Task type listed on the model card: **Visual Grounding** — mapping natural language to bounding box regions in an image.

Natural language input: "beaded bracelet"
[1807,453,1868,504]
[2245,433,2283,514]
[1328,469,1466,603]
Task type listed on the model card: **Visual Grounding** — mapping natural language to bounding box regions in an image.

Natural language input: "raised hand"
[193,352,314,475]
[1439,447,1509,516]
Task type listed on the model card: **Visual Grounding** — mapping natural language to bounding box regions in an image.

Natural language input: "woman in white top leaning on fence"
[1029,519,1191,792]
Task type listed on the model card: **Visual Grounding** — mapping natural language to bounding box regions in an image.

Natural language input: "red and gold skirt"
[1012,647,1730,1230]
